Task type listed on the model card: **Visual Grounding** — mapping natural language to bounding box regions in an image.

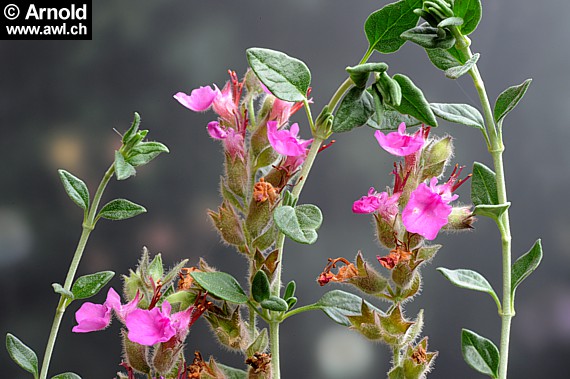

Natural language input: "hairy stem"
[39,164,115,379]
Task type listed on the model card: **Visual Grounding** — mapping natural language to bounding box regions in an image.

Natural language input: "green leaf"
[493,79,532,126]
[114,151,136,181]
[437,268,500,310]
[98,199,146,221]
[471,162,498,206]
[316,290,382,327]
[190,271,248,304]
[6,333,39,378]
[430,102,484,130]
[52,283,74,300]
[58,170,90,211]
[346,62,389,88]
[400,24,455,49]
[512,239,543,299]
[453,0,482,35]
[368,109,421,130]
[51,373,82,379]
[461,329,500,378]
[71,271,114,300]
[426,46,465,71]
[332,87,375,133]
[260,296,289,312]
[391,74,438,126]
[164,291,196,311]
[287,297,298,310]
[148,254,164,281]
[251,270,271,303]
[445,53,479,79]
[246,328,269,357]
[218,364,247,379]
[438,16,464,28]
[127,141,169,167]
[473,203,510,222]
[284,280,296,300]
[365,0,422,54]
[274,204,323,245]
[122,112,141,145]
[246,48,311,102]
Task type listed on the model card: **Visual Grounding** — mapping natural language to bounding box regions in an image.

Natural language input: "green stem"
[39,164,115,379]
[392,345,402,367]
[459,38,513,379]
[282,303,322,321]
[269,321,280,379]
[327,78,354,113]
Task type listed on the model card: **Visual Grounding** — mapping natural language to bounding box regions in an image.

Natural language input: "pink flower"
[352,188,400,220]
[270,99,294,125]
[212,82,237,121]
[267,121,312,157]
[173,85,219,112]
[207,121,244,159]
[402,177,458,240]
[72,288,140,333]
[125,302,193,346]
[374,123,425,156]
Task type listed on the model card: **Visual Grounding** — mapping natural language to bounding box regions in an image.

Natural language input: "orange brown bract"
[178,267,201,291]
[377,245,412,270]
[246,352,272,374]
[411,343,428,365]
[253,177,278,204]
[317,257,359,286]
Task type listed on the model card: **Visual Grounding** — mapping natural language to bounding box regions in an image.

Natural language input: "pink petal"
[374,123,425,156]
[173,85,218,112]
[72,302,112,333]
[402,182,452,240]
[212,83,236,121]
[267,121,311,157]
[207,121,228,140]
[125,308,175,346]
[352,188,381,214]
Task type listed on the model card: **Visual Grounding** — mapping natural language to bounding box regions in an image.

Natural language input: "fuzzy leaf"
[51,373,82,379]
[260,296,289,312]
[52,283,74,300]
[284,280,296,300]
[114,151,136,181]
[316,290,382,327]
[332,87,375,133]
[461,329,500,378]
[346,62,389,88]
[71,271,114,300]
[438,16,464,28]
[127,141,169,167]
[98,199,146,221]
[391,74,438,126]
[471,162,498,206]
[122,112,141,145]
[438,268,500,310]
[218,364,247,379]
[58,170,90,211]
[473,203,510,222]
[274,204,323,245]
[251,270,271,303]
[426,47,463,71]
[453,0,482,35]
[246,48,311,102]
[430,102,484,130]
[190,271,248,304]
[400,24,455,49]
[164,291,196,311]
[365,0,422,54]
[246,328,269,357]
[512,239,543,299]
[445,53,479,79]
[494,79,532,126]
[6,333,39,378]
[368,109,421,130]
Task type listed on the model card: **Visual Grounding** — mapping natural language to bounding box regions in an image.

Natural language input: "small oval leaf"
[430,102,485,130]
[426,47,464,71]
[494,79,532,126]
[365,0,423,54]
[71,271,115,300]
[251,270,271,303]
[471,162,498,206]
[332,87,375,133]
[473,203,511,221]
[437,268,500,309]
[246,48,311,102]
[400,24,455,49]
[58,170,90,211]
[391,74,438,126]
[346,62,389,88]
[316,290,382,327]
[190,271,248,304]
[274,204,323,245]
[6,333,39,378]
[512,239,543,298]
[284,280,296,300]
[461,329,500,378]
[98,199,146,221]
[445,53,479,79]
[260,296,289,312]
[127,141,169,167]
[114,151,137,181]
[453,0,482,36]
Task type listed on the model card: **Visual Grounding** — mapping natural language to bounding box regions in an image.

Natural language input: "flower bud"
[390,337,437,379]
[349,252,388,295]
[152,339,181,376]
[225,153,248,199]
[314,105,334,139]
[121,330,151,375]
[443,206,474,231]
[375,214,397,249]
[245,197,273,241]
[206,307,249,351]
[421,136,453,180]
[349,303,414,347]
[208,202,246,248]
[391,262,416,289]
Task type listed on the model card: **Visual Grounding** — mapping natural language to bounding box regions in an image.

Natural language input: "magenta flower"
[374,122,425,156]
[173,85,219,112]
[267,121,312,157]
[402,177,458,240]
[353,187,382,214]
[207,121,244,159]
[212,82,237,121]
[125,301,193,346]
[353,188,400,220]
[72,288,140,333]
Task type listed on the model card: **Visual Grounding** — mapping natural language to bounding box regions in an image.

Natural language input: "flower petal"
[125,308,175,346]
[173,85,218,112]
[72,302,112,333]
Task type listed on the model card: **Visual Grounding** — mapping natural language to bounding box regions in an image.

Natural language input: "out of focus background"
[2,1,569,378]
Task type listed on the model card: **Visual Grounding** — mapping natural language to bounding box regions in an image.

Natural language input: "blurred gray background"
[1,0,569,378]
